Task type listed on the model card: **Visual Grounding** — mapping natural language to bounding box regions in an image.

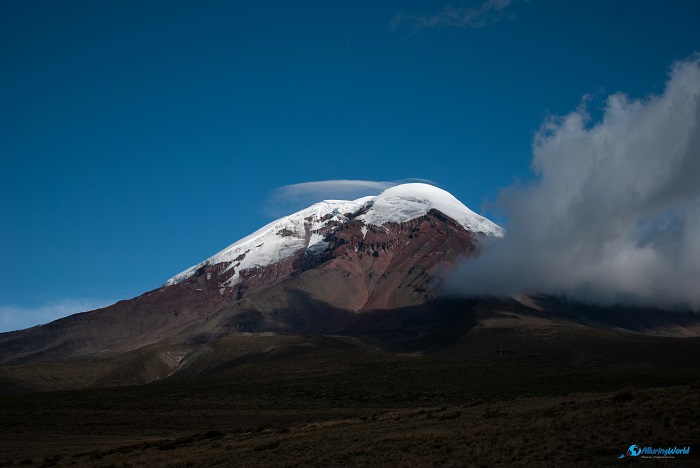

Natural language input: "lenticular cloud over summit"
[447,56,700,310]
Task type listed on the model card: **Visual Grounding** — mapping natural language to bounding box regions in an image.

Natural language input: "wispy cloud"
[391,0,515,31]
[0,299,115,333]
[263,178,435,217]
[446,55,700,311]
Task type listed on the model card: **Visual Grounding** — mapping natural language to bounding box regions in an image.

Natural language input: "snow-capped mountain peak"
[358,183,503,236]
[164,183,502,288]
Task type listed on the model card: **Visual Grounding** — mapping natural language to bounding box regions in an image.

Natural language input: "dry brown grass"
[1,336,699,467]
[0,385,697,467]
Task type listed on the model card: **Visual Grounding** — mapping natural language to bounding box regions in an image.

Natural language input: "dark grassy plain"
[1,327,699,467]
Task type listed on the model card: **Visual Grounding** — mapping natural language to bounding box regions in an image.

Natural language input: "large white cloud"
[446,56,700,310]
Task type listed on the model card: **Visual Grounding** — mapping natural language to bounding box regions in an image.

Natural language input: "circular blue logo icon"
[627,445,642,457]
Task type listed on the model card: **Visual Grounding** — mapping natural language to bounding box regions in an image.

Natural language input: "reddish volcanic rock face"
[315,211,479,311]
[175,209,480,313]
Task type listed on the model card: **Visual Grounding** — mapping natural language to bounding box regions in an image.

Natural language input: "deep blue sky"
[2,0,699,331]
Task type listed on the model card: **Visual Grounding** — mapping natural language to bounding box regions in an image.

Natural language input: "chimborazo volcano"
[0,184,503,363]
